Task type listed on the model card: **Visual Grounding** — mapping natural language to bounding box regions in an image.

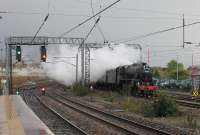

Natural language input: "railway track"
[160,90,200,108]
[176,100,200,108]
[46,91,187,135]
[21,81,195,134]
[22,90,88,135]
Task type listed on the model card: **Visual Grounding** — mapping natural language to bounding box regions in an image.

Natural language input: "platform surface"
[0,95,54,135]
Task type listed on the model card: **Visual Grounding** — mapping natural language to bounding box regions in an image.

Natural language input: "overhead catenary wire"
[149,52,200,59]
[112,21,200,43]
[151,48,183,53]
[77,16,101,51]
[48,0,51,13]
[115,7,181,16]
[31,13,49,43]
[91,0,107,43]
[149,49,200,57]
[150,46,200,54]
[30,0,51,43]
[0,11,185,20]
[2,10,200,21]
[69,0,200,17]
[116,7,200,18]
[83,16,101,44]
[60,0,121,37]
[46,60,76,67]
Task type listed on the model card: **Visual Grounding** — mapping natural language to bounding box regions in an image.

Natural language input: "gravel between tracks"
[51,87,195,135]
[22,90,86,135]
[40,94,123,135]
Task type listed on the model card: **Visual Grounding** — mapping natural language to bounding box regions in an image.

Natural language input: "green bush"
[141,102,155,117]
[141,94,178,117]
[72,83,90,96]
[153,94,178,117]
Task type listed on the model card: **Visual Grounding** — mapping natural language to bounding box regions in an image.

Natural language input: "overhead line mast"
[80,17,101,85]
[183,14,185,48]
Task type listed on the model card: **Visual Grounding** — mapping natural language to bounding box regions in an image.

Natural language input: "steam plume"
[41,44,141,85]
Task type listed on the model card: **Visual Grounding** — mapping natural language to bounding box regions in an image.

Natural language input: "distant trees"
[153,68,160,78]
[152,60,190,79]
[167,60,184,71]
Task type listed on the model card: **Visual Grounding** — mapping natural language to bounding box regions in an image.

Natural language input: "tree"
[167,60,184,71]
[153,67,161,78]
[166,60,189,79]
[167,60,177,71]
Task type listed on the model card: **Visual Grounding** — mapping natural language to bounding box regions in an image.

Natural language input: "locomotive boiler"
[94,62,157,96]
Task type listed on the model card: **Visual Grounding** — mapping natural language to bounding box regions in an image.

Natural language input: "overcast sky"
[0,0,200,67]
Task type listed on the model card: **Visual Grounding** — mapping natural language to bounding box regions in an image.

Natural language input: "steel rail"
[176,100,200,108]
[22,90,88,135]
[47,94,139,135]
[35,95,88,135]
[49,93,173,135]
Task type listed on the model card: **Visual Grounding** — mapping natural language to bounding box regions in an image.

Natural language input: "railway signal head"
[16,88,20,95]
[41,87,46,95]
[16,45,22,62]
[41,87,45,91]
[40,45,47,62]
[16,91,19,95]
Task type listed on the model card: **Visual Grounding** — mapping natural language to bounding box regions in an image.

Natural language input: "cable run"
[60,0,121,37]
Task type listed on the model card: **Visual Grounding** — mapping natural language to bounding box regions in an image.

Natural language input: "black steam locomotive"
[94,62,157,96]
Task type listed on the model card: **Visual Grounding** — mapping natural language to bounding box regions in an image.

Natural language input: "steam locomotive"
[94,62,157,96]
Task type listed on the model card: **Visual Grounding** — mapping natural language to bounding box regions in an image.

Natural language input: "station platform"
[0,95,54,135]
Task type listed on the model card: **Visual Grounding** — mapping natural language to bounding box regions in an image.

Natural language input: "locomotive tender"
[94,62,157,96]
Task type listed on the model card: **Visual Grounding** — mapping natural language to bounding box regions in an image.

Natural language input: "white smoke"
[13,66,44,76]
[90,45,141,81]
[41,44,141,85]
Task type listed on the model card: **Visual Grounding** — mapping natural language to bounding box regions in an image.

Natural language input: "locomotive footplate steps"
[0,95,54,135]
